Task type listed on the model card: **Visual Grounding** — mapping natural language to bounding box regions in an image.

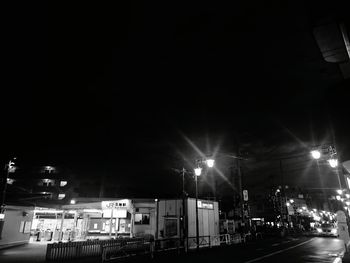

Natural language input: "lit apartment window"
[134,213,150,225]
[60,181,67,187]
[58,194,66,200]
[41,179,55,186]
[44,166,55,173]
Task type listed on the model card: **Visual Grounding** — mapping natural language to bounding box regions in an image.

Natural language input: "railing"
[154,237,182,252]
[210,234,230,246]
[47,234,245,262]
[102,238,150,262]
[186,235,211,249]
[46,237,145,261]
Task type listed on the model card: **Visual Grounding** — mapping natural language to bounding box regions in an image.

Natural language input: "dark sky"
[2,2,349,197]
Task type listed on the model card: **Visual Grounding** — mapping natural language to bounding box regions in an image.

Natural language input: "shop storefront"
[30,199,156,242]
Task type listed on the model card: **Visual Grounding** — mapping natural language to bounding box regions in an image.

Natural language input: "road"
[0,236,346,263]
[148,236,346,263]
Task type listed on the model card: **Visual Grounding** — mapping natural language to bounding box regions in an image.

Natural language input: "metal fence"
[102,238,151,262]
[46,237,145,261]
[46,234,244,262]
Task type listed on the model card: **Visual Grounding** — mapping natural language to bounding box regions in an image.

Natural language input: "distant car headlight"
[331,229,337,234]
[317,228,322,233]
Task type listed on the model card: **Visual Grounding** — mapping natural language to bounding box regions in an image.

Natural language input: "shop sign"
[101,199,130,210]
[103,208,127,218]
[197,200,214,209]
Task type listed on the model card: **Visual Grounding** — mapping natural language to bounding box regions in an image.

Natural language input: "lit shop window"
[58,194,66,200]
[60,181,67,187]
[41,179,55,186]
[134,213,150,225]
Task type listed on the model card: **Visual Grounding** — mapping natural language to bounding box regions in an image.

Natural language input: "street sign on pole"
[243,190,248,201]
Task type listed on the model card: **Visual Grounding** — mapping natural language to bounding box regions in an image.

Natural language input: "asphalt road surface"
[0,236,346,263]
[147,236,346,263]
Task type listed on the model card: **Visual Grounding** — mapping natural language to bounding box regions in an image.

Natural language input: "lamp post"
[0,158,16,239]
[194,166,201,250]
[192,158,215,251]
[310,145,343,189]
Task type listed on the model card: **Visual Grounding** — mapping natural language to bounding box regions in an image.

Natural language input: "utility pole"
[279,160,284,225]
[235,136,246,230]
[0,158,16,239]
[181,167,187,247]
[279,159,289,227]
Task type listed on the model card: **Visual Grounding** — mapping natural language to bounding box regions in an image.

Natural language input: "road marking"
[332,257,341,263]
[244,238,316,263]
[271,243,280,246]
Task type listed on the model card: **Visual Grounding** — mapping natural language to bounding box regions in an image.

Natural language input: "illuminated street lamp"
[328,159,338,168]
[194,167,202,176]
[193,165,202,250]
[337,189,343,195]
[311,150,321,160]
[206,159,215,168]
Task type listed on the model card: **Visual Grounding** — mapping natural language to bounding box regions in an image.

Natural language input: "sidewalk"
[0,243,47,263]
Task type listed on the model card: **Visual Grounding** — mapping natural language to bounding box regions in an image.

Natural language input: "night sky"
[2,2,349,197]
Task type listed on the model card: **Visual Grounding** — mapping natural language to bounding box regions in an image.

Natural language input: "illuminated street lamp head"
[206,159,215,168]
[336,195,341,200]
[70,199,76,205]
[311,150,321,160]
[290,199,294,203]
[286,202,290,207]
[328,158,338,168]
[337,189,343,195]
[194,167,202,176]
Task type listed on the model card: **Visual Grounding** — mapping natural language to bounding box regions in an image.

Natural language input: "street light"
[328,159,338,168]
[194,167,202,176]
[192,158,216,250]
[193,165,203,251]
[311,150,321,160]
[205,159,215,168]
